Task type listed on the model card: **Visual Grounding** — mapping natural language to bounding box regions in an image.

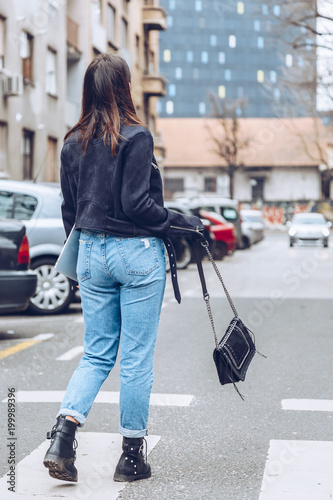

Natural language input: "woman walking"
[43,54,203,483]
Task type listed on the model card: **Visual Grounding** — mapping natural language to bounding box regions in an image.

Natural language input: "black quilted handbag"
[194,240,264,399]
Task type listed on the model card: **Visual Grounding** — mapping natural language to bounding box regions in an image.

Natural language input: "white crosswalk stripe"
[0,433,160,500]
[259,399,333,499]
[56,346,84,361]
[2,390,194,407]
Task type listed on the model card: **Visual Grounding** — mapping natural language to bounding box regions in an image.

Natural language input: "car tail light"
[17,235,30,265]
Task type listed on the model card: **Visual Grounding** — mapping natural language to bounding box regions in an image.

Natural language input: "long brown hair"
[65,54,145,154]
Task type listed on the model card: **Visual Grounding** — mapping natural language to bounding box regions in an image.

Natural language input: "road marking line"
[0,333,54,360]
[282,399,333,412]
[2,390,194,407]
[56,345,84,360]
[0,314,82,324]
[0,433,160,500]
[258,440,333,500]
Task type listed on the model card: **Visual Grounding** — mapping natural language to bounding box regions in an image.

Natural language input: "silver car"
[288,213,331,247]
[0,180,75,314]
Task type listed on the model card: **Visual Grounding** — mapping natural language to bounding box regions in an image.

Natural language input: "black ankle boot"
[113,437,151,482]
[43,416,78,482]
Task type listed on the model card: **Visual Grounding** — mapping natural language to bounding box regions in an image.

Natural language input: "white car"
[288,213,331,247]
[240,210,265,246]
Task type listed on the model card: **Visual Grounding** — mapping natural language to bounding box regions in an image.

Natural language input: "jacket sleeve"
[121,131,169,230]
[121,130,204,237]
[60,148,77,238]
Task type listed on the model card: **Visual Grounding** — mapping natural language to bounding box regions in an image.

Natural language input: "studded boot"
[113,437,151,482]
[43,416,78,482]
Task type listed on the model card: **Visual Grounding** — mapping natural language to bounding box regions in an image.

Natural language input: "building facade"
[157,117,331,204]
[0,0,166,181]
[158,0,316,118]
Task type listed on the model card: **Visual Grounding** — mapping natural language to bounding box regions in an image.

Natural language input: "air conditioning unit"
[3,74,23,97]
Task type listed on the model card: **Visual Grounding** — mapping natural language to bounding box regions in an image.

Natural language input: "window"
[251,178,265,202]
[166,101,174,115]
[201,51,208,63]
[167,16,173,28]
[135,35,140,65]
[175,67,182,79]
[237,86,244,97]
[107,3,116,42]
[270,70,277,82]
[205,177,217,193]
[0,191,37,220]
[298,56,304,67]
[169,0,176,10]
[224,69,231,81]
[257,36,264,49]
[92,0,102,23]
[0,122,7,174]
[22,129,34,180]
[164,178,184,195]
[218,51,225,64]
[237,2,244,14]
[306,39,312,50]
[121,18,128,49]
[199,17,205,28]
[254,20,261,32]
[198,102,206,115]
[47,137,58,182]
[229,35,236,48]
[195,0,202,12]
[193,68,199,79]
[257,70,264,82]
[210,34,217,46]
[163,49,171,62]
[218,85,225,98]
[0,17,5,68]
[169,83,176,96]
[46,48,57,95]
[20,31,33,81]
[186,50,193,62]
[273,4,280,16]
[274,88,280,100]
[262,4,269,15]
[286,54,293,67]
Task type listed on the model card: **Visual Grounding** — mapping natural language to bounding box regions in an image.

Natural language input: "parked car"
[0,218,37,314]
[288,213,331,247]
[198,210,237,259]
[240,210,265,245]
[174,196,245,249]
[0,180,75,314]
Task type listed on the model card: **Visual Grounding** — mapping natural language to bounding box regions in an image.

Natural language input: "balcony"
[143,0,167,31]
[67,16,81,60]
[142,74,167,97]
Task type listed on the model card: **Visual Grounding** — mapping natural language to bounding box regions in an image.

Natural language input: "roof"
[157,117,328,168]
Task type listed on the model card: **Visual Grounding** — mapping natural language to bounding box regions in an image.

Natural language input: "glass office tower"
[158,0,315,118]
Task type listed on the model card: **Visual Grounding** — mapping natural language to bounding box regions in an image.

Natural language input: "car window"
[0,191,15,218]
[13,193,38,220]
[292,215,326,225]
[221,207,238,222]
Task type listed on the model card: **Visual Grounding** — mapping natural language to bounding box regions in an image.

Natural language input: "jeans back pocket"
[77,239,93,282]
[116,237,159,276]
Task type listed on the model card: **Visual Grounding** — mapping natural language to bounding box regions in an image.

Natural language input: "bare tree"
[206,96,251,199]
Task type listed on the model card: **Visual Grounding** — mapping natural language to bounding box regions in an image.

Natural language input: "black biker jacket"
[60,124,204,302]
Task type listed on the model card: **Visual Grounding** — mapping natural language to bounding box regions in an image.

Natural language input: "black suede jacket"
[60,124,204,302]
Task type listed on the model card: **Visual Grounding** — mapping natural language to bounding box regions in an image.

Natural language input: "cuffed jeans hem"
[56,408,86,427]
[119,425,147,438]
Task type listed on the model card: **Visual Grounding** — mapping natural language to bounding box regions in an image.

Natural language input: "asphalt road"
[0,231,333,500]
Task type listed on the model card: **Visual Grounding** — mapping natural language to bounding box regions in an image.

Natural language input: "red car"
[199,210,237,260]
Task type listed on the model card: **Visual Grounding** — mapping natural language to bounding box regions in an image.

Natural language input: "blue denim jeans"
[56,231,166,438]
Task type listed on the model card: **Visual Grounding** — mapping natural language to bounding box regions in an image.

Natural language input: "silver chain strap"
[201,241,238,318]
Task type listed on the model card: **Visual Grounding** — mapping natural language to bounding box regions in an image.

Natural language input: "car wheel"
[323,240,329,248]
[175,238,192,269]
[212,241,228,260]
[28,257,75,315]
[241,236,251,249]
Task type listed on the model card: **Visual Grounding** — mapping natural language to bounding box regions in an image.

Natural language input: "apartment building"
[0,0,167,181]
